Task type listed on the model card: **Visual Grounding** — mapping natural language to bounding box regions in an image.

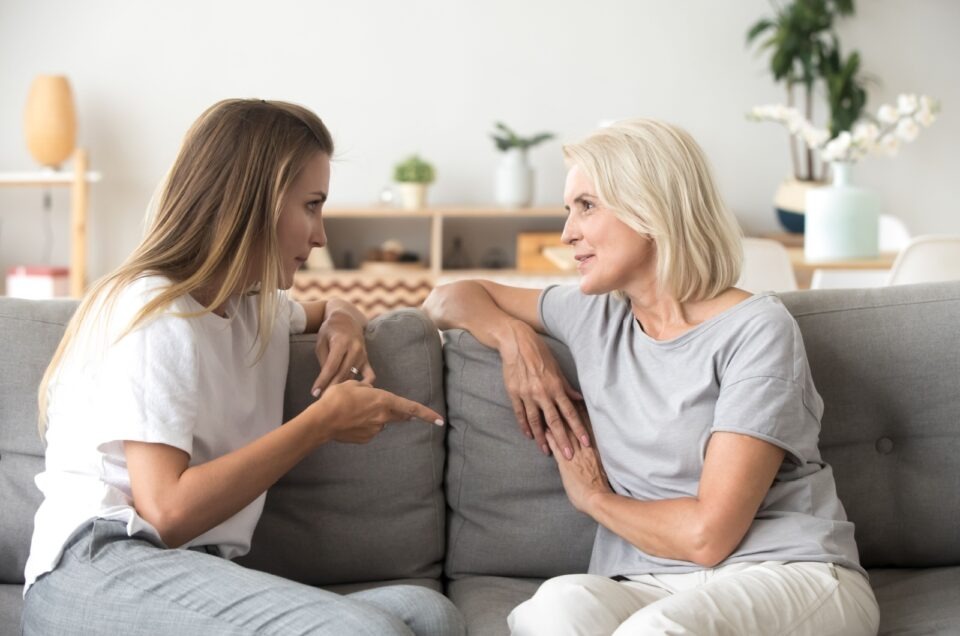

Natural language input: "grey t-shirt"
[538,284,864,577]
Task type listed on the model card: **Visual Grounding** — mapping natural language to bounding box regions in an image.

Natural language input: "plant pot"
[398,183,428,211]
[495,148,534,208]
[773,177,828,233]
[804,163,879,262]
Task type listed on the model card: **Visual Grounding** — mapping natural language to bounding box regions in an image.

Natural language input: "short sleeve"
[286,296,307,335]
[711,303,823,465]
[92,312,199,458]
[537,284,594,345]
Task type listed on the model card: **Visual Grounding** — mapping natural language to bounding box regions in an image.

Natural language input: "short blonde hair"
[562,118,742,303]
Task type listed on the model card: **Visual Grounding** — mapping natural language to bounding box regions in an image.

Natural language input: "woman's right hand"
[308,380,443,444]
[498,319,589,459]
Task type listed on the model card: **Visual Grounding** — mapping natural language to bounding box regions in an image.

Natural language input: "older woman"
[423,119,879,635]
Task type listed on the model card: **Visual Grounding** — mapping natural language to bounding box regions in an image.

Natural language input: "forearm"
[423,281,526,350]
[586,492,732,567]
[324,297,367,328]
[302,298,367,333]
[137,412,330,548]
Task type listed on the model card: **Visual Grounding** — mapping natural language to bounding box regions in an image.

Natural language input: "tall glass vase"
[804,162,880,262]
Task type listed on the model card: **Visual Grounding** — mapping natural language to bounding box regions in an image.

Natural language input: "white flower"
[896,118,920,142]
[821,131,853,162]
[878,105,899,124]
[897,94,919,115]
[852,122,880,146]
[916,96,938,127]
[877,134,901,157]
[800,124,830,148]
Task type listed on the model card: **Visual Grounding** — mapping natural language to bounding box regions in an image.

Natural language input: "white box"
[5,265,70,299]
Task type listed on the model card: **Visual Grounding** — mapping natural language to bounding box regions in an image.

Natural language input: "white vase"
[398,183,427,210]
[804,162,880,262]
[495,148,534,208]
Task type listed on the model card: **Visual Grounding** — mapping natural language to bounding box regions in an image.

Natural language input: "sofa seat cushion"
[237,309,447,586]
[447,575,541,636]
[322,577,441,595]
[0,584,23,635]
[869,567,960,635]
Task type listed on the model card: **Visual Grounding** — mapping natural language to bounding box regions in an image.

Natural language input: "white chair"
[738,238,798,293]
[810,214,911,290]
[887,235,960,286]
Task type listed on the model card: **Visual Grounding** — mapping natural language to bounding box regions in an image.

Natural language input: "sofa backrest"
[0,298,77,585]
[442,281,960,578]
[0,299,447,587]
[780,282,960,568]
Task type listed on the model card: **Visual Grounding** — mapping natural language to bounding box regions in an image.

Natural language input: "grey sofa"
[2,282,959,635]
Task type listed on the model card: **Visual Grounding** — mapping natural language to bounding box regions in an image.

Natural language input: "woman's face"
[276,151,331,289]
[561,164,656,296]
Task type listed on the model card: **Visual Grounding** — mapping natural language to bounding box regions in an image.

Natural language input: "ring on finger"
[349,366,364,381]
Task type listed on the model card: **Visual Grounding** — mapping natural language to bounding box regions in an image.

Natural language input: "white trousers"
[508,561,879,636]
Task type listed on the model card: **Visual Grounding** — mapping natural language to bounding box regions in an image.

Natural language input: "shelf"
[0,171,102,187]
[0,149,97,297]
[323,205,566,219]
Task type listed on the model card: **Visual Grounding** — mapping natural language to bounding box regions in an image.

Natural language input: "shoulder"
[718,294,807,383]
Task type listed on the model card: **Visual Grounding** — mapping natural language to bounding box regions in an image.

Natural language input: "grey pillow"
[238,309,447,585]
[780,282,960,568]
[0,298,78,584]
[443,329,596,579]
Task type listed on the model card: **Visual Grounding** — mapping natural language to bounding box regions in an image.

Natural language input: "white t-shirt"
[24,275,307,592]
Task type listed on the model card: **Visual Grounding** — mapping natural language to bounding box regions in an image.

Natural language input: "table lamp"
[24,74,76,169]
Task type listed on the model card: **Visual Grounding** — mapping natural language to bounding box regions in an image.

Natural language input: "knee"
[384,586,465,636]
[509,575,609,635]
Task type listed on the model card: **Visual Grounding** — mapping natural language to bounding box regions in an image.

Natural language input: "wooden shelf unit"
[0,149,102,297]
[319,205,574,278]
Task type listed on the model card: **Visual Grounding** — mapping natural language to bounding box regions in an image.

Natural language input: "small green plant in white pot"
[491,122,554,208]
[393,154,435,210]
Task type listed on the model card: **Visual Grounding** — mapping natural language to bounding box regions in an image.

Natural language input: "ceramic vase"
[495,148,533,208]
[398,183,427,211]
[773,177,828,233]
[804,162,880,262]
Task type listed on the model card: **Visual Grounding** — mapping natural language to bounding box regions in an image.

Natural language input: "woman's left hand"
[545,411,612,514]
[312,310,375,397]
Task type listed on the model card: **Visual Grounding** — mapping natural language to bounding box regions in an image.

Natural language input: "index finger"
[556,394,591,448]
[312,344,346,397]
[390,395,445,428]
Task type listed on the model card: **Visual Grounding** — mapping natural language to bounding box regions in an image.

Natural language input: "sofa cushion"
[447,576,541,636]
[237,309,447,585]
[869,567,960,635]
[780,282,960,568]
[443,329,596,580]
[0,298,78,585]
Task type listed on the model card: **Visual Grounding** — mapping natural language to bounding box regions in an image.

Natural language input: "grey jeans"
[22,519,464,635]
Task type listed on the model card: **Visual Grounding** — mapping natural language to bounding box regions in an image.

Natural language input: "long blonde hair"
[562,118,742,303]
[37,98,334,439]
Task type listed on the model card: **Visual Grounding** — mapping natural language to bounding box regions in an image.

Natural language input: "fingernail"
[541,444,549,455]
[434,418,445,427]
[564,447,573,460]
[525,431,534,439]
[581,435,590,447]
[311,388,321,398]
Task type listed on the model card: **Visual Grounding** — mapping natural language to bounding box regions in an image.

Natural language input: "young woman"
[23,99,463,636]
[424,119,879,635]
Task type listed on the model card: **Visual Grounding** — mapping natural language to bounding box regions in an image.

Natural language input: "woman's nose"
[561,216,579,245]
[312,218,327,248]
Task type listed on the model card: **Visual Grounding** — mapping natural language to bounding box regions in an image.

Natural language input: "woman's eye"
[306,200,321,213]
[582,201,594,213]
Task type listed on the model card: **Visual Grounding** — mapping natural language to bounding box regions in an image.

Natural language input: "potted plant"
[490,122,554,208]
[746,0,860,231]
[393,154,435,211]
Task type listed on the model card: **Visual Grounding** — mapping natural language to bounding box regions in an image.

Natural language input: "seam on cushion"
[415,313,447,569]
[787,296,960,318]
[446,331,470,576]
[0,314,71,327]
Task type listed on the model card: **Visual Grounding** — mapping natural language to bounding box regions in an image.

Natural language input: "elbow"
[423,282,463,321]
[135,501,189,548]
[686,521,737,568]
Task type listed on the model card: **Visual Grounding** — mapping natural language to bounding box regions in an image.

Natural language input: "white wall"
[1,0,957,283]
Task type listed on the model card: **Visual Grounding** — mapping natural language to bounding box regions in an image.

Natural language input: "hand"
[498,320,589,459]
[308,380,443,444]
[545,426,612,515]
[312,310,376,397]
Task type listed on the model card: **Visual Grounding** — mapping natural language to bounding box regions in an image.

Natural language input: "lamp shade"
[24,75,77,168]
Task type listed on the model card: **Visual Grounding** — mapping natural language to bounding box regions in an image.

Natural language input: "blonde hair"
[562,118,742,303]
[37,98,334,439]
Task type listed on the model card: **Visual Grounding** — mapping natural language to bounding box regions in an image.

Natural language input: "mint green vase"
[804,162,880,262]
